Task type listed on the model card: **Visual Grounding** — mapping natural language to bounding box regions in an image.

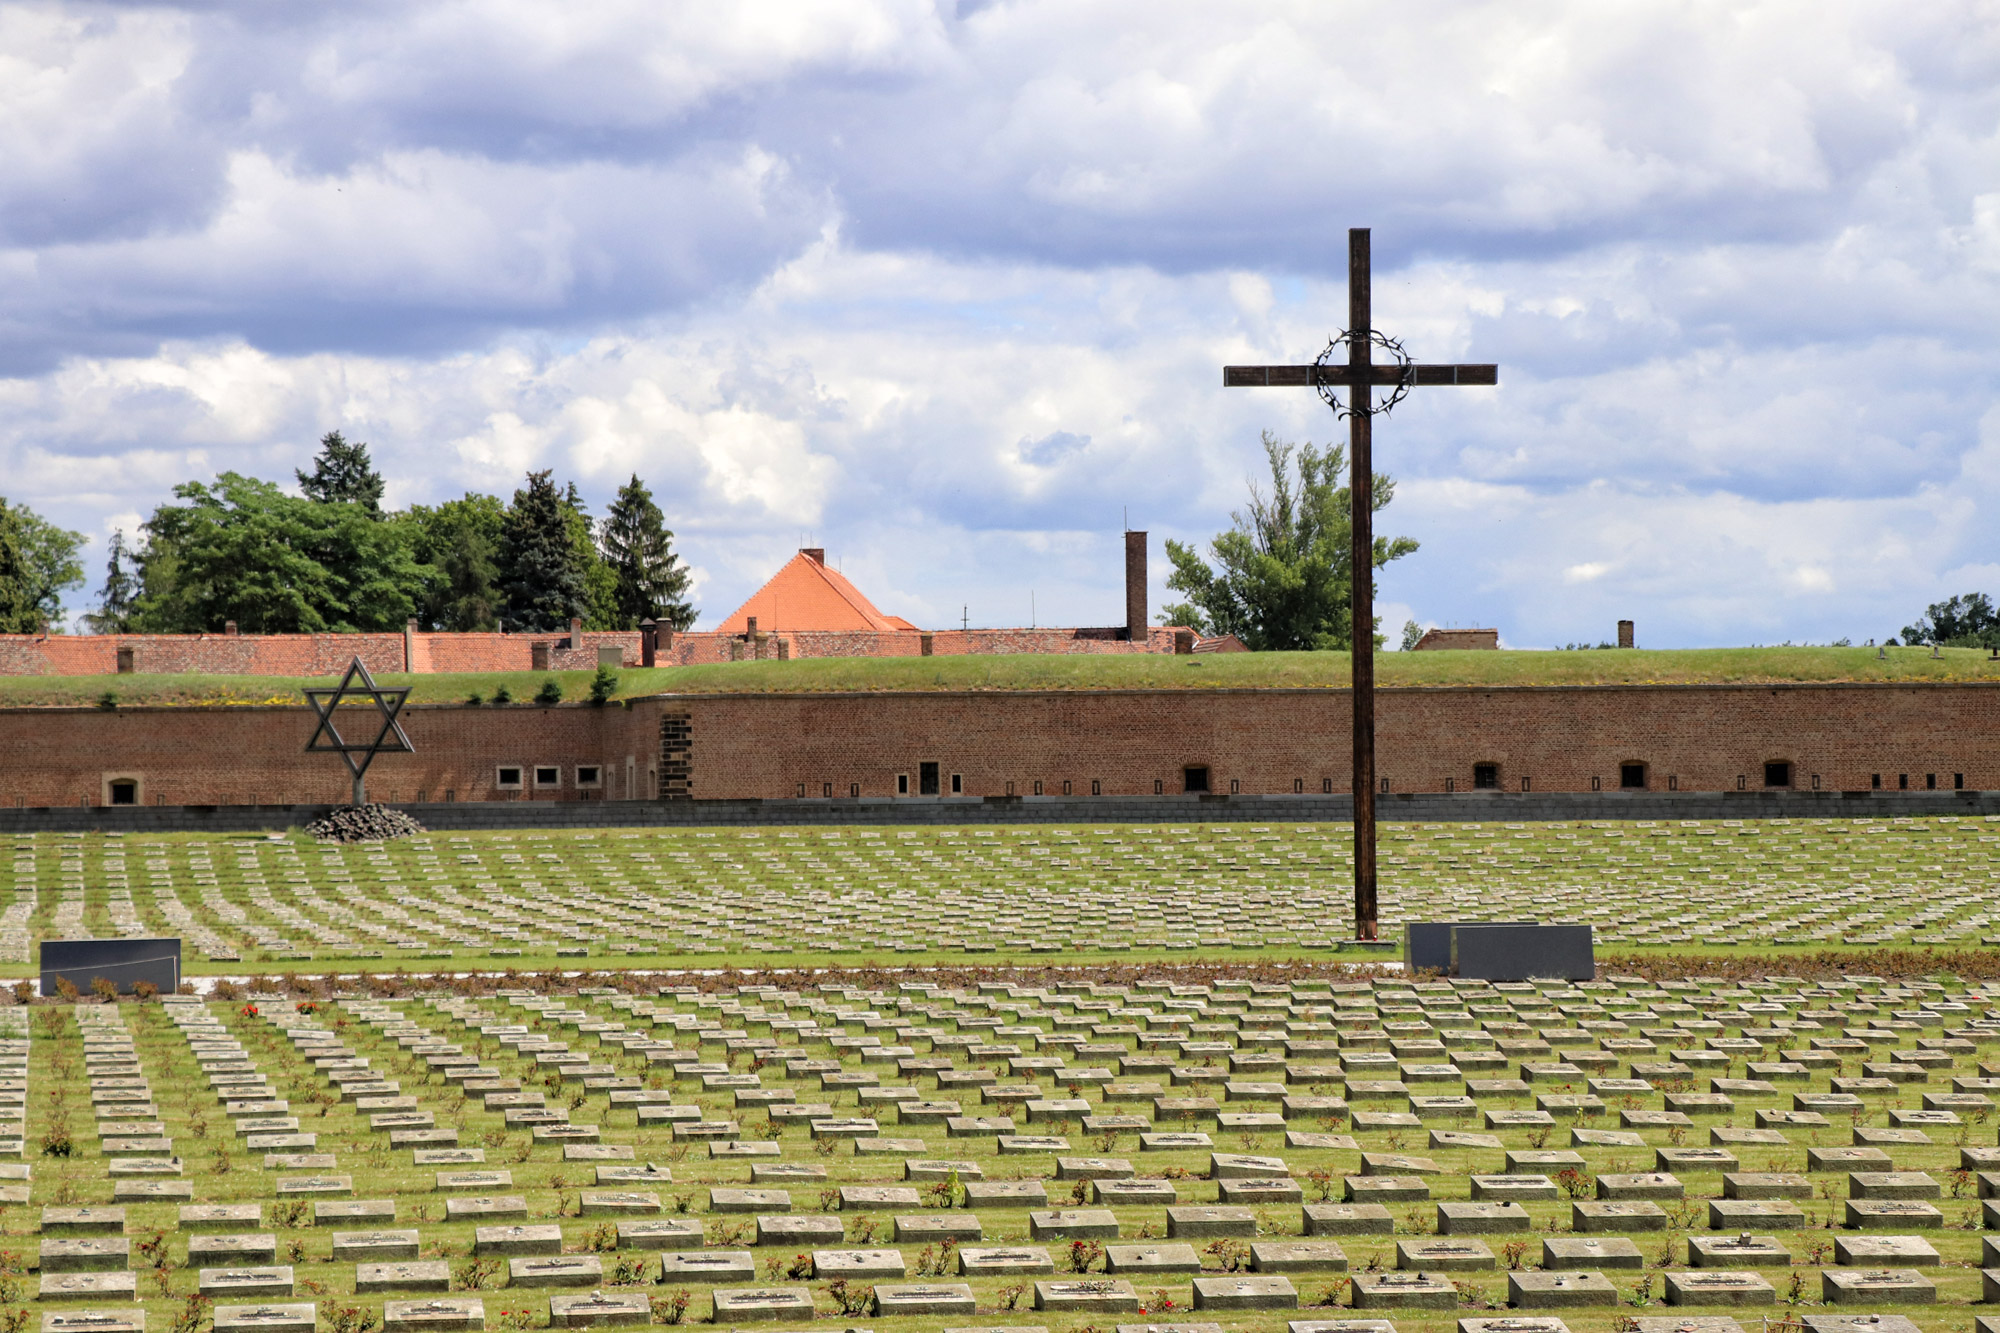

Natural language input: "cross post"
[1223,227,1497,940]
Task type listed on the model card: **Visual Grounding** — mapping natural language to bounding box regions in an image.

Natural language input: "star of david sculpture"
[304,657,414,806]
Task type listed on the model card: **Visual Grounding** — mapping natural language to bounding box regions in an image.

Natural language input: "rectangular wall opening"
[919,762,939,796]
[1473,763,1499,790]
[1620,763,1645,789]
[1183,766,1209,793]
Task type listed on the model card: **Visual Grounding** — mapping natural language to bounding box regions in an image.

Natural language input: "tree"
[0,498,87,633]
[83,529,140,633]
[561,482,621,631]
[131,473,420,633]
[498,470,590,631]
[1900,593,2000,649]
[600,474,697,631]
[405,495,505,631]
[1160,432,1416,651]
[296,430,386,513]
[1399,619,1424,651]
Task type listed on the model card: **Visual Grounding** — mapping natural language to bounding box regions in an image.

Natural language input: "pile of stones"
[302,806,427,845]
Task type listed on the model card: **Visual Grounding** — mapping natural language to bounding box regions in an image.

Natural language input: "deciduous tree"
[1161,431,1415,651]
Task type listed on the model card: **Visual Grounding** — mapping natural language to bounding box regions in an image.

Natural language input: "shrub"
[211,979,240,1002]
[131,980,157,1002]
[491,685,512,704]
[588,666,618,705]
[535,678,564,705]
[8,982,28,1006]
[464,694,483,707]
[95,692,117,710]
[649,1292,690,1326]
[52,978,77,1003]
[38,1127,72,1159]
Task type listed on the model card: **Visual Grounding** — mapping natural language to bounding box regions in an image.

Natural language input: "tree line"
[0,432,697,635]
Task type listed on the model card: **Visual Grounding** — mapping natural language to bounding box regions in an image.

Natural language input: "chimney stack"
[802,548,824,565]
[1124,530,1147,642]
[1617,619,1634,649]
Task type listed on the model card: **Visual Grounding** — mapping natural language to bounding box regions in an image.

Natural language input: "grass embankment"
[4,645,1999,708]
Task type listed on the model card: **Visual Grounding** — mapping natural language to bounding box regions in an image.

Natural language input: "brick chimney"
[801,548,824,565]
[1617,619,1634,649]
[1124,531,1147,642]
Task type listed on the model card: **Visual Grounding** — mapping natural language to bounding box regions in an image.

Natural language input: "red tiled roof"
[713,551,920,634]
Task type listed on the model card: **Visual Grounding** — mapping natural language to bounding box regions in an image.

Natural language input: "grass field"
[7,967,2000,1333]
[6,814,1995,977]
[5,645,2000,709]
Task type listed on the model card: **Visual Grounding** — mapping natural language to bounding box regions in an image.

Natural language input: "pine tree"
[84,529,139,633]
[600,474,696,631]
[498,470,589,631]
[296,430,386,513]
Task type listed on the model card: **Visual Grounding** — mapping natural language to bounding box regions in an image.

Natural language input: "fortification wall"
[666,683,2000,801]
[0,681,1991,810]
[0,704,656,808]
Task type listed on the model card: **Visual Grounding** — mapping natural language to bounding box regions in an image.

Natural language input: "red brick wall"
[0,704,657,808]
[4,682,1991,808]
[669,684,2000,800]
[0,626,1175,676]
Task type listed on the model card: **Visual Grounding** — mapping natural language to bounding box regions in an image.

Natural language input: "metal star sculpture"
[304,656,414,806]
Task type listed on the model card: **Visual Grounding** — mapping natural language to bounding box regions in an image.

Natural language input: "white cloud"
[0,0,1995,640]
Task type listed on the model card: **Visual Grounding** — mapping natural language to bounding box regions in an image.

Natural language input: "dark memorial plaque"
[1449,925,1594,982]
[1404,921,1535,973]
[41,938,182,997]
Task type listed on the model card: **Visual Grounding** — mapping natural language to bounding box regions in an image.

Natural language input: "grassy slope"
[2,645,1997,708]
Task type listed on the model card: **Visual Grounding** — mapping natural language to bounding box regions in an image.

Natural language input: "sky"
[2,0,1997,647]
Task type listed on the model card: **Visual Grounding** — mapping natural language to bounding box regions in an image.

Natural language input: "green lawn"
[5,645,1999,709]
[6,815,1996,977]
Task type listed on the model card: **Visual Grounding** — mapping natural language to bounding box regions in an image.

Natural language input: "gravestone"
[1450,925,1594,981]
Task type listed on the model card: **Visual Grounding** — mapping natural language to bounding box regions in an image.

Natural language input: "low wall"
[0,625,1179,676]
[0,788,1992,835]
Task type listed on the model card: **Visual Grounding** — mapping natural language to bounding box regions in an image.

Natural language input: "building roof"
[713,549,920,635]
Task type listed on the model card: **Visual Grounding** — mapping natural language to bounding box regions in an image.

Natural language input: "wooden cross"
[1223,227,1497,941]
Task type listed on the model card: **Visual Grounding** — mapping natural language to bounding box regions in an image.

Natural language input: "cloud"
[0,0,1995,642]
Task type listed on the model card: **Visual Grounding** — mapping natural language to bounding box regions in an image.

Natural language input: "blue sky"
[3,0,1997,645]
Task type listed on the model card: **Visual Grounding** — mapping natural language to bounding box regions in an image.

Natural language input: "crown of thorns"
[1315,329,1413,418]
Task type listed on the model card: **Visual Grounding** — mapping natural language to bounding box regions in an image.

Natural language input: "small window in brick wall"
[897,773,910,795]
[1473,763,1499,790]
[496,767,524,789]
[1620,763,1645,789]
[1183,766,1209,793]
[1764,761,1792,788]
[534,766,561,789]
[108,779,137,807]
[950,773,962,795]
[919,762,939,796]
[576,766,601,788]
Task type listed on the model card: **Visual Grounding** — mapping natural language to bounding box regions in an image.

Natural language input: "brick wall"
[1413,629,1499,651]
[4,681,1993,809]
[0,625,1175,676]
[667,683,2000,801]
[0,703,656,808]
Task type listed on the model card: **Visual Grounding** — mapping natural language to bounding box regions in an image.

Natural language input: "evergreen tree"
[296,430,386,513]
[498,470,589,631]
[1160,431,1415,651]
[83,529,139,633]
[600,474,696,631]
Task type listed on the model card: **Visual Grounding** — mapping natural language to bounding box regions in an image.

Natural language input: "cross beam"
[1223,227,1498,941]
